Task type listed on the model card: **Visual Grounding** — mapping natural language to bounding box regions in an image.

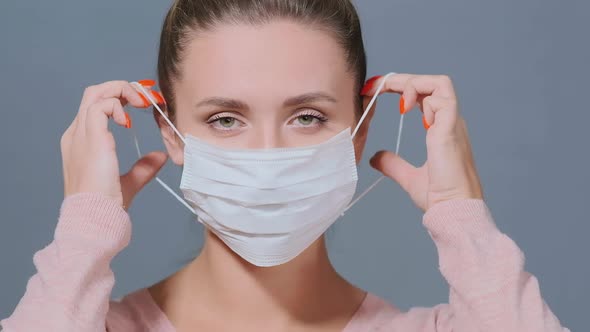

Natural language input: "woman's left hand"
[361,74,483,212]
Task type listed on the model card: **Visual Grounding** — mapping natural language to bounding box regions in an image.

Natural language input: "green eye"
[297,115,315,126]
[219,117,236,128]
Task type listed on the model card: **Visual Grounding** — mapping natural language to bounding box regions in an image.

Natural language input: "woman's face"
[163,21,367,164]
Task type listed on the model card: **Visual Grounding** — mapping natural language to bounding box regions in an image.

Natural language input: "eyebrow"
[196,97,249,110]
[195,92,337,111]
[283,92,338,107]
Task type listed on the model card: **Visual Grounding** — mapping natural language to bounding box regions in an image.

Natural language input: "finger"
[80,81,148,111]
[77,81,149,130]
[84,98,128,138]
[120,151,168,203]
[421,95,458,132]
[390,74,456,98]
[402,78,456,118]
[400,79,432,114]
[131,84,166,107]
[360,74,458,127]
[369,150,418,193]
[362,74,456,102]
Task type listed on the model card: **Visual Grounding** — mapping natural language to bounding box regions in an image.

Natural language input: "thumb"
[369,150,417,193]
[120,151,168,208]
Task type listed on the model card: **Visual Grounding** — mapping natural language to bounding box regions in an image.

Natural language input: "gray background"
[0,0,587,330]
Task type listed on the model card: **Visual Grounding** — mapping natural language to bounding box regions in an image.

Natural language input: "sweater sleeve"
[402,199,569,332]
[1,193,132,332]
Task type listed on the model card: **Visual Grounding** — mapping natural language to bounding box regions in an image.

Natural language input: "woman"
[1,0,569,331]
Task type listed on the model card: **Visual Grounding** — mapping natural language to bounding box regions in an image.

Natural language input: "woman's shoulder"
[107,288,176,332]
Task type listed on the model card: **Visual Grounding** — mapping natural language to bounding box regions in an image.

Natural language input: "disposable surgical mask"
[129,72,404,267]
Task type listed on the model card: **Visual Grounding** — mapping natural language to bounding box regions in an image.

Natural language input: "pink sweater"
[1,194,569,331]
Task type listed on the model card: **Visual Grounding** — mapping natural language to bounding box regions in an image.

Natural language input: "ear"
[157,108,184,166]
[352,96,378,163]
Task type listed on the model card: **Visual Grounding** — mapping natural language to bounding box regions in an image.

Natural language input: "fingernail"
[399,96,406,114]
[138,79,156,88]
[150,90,166,105]
[422,116,430,130]
[125,112,132,129]
[137,92,150,108]
[360,75,382,96]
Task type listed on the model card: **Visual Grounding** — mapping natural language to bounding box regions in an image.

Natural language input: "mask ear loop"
[129,82,196,214]
[343,72,404,215]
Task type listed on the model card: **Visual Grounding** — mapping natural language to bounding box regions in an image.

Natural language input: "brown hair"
[156,0,367,123]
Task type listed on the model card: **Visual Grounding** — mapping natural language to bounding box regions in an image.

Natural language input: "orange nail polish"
[138,79,156,88]
[124,113,132,129]
[422,116,430,130]
[360,75,382,96]
[399,96,406,114]
[150,90,166,105]
[137,93,150,108]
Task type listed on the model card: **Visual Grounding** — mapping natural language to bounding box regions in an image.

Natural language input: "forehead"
[177,21,353,98]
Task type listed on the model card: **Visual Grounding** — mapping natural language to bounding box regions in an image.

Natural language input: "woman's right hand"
[60,80,168,209]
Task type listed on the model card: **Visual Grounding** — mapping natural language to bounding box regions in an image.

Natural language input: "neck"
[150,230,365,328]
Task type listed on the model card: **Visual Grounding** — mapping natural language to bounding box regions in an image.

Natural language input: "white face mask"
[130,72,404,267]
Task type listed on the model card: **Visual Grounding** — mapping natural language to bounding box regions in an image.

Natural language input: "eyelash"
[290,110,328,127]
[205,109,328,132]
[206,112,244,131]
